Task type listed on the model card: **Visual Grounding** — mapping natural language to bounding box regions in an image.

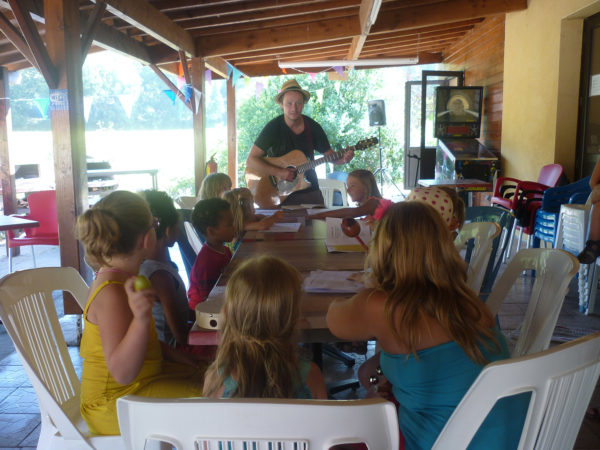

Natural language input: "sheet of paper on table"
[303,270,365,293]
[260,222,302,233]
[325,217,372,253]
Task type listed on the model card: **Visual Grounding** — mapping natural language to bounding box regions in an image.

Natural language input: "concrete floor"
[0,243,599,448]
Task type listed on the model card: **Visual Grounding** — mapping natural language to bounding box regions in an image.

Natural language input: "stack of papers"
[303,270,365,293]
[325,217,372,253]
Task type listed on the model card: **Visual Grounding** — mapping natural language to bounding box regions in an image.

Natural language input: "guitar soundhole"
[286,166,297,180]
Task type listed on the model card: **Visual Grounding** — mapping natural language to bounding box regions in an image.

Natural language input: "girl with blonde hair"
[222,187,284,239]
[76,190,205,435]
[198,172,232,200]
[327,201,527,449]
[307,169,393,221]
[203,255,326,399]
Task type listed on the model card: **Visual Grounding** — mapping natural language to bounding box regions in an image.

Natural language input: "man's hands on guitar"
[278,166,297,182]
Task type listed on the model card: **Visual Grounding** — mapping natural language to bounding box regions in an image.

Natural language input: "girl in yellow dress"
[76,190,206,435]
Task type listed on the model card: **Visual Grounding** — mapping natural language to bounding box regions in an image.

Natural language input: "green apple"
[134,275,152,291]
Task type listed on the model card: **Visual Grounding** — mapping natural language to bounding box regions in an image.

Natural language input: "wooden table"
[0,215,40,258]
[0,215,40,232]
[189,218,366,348]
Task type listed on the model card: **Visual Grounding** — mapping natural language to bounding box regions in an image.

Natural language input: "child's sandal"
[577,240,600,264]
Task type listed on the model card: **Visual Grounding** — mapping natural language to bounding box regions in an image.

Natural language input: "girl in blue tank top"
[327,202,528,449]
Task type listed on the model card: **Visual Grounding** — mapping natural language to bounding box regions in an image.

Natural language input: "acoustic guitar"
[245,137,378,208]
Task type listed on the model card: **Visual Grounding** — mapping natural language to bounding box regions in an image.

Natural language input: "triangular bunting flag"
[163,89,177,104]
[33,98,49,119]
[177,76,185,89]
[205,69,212,85]
[182,84,193,104]
[255,81,264,98]
[117,94,137,118]
[333,66,344,77]
[309,72,317,81]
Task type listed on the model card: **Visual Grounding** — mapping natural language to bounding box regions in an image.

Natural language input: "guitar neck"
[296,147,352,174]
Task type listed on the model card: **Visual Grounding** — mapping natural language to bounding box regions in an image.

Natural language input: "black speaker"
[368,100,386,127]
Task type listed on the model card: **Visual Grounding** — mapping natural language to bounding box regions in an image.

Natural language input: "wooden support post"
[227,77,237,187]
[191,57,206,196]
[0,67,16,217]
[45,0,90,312]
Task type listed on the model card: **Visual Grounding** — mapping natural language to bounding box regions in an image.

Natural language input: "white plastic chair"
[454,222,501,295]
[432,332,600,450]
[485,248,579,357]
[183,221,203,254]
[318,178,348,207]
[0,267,124,449]
[117,396,399,450]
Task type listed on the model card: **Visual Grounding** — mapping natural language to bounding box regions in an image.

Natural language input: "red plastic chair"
[6,190,59,273]
[491,164,564,257]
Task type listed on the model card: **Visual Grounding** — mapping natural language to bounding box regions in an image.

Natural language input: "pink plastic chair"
[6,190,59,272]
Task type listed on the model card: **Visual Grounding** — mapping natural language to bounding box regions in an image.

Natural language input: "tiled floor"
[0,244,600,448]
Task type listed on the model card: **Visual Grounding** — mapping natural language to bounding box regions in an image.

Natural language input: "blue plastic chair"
[464,206,515,300]
[533,177,591,248]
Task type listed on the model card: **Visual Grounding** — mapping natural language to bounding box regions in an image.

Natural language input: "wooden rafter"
[81,1,107,60]
[0,11,38,70]
[197,16,361,57]
[91,20,153,64]
[149,64,193,113]
[178,50,195,112]
[8,0,57,88]
[204,56,228,78]
[373,0,527,32]
[347,0,380,61]
[91,0,196,56]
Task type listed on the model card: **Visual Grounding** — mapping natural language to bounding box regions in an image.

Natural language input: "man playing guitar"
[246,79,354,205]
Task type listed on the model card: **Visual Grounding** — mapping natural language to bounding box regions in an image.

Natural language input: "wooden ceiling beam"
[204,56,228,78]
[92,20,153,64]
[174,0,358,30]
[196,16,361,57]
[0,11,38,70]
[81,1,106,61]
[90,0,196,56]
[8,0,57,88]
[368,19,483,40]
[230,42,350,64]
[373,0,526,32]
[365,29,471,48]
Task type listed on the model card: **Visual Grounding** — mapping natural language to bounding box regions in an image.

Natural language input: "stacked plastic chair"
[533,176,591,248]
[491,164,564,256]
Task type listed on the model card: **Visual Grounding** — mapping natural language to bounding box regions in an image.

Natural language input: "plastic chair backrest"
[464,207,515,296]
[432,332,600,450]
[184,221,203,254]
[24,190,59,236]
[539,176,591,212]
[117,396,399,450]
[537,163,564,187]
[318,178,348,207]
[485,248,579,356]
[455,222,500,295]
[326,171,349,182]
[0,267,123,449]
[176,195,197,210]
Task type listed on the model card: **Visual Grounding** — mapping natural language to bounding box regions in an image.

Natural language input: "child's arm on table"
[94,278,155,385]
[244,211,285,231]
[307,197,379,220]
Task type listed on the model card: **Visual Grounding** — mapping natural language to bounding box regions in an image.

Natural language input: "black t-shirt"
[254,114,330,191]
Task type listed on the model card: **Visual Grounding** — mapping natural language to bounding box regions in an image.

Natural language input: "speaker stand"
[373,126,404,198]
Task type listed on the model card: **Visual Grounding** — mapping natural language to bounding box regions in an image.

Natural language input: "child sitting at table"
[327,202,528,449]
[198,172,232,200]
[188,198,235,310]
[76,190,205,435]
[307,169,393,222]
[222,187,284,240]
[203,255,327,399]
[139,190,194,349]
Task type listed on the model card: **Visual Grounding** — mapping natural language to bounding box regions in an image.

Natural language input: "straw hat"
[406,187,454,226]
[275,79,310,104]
